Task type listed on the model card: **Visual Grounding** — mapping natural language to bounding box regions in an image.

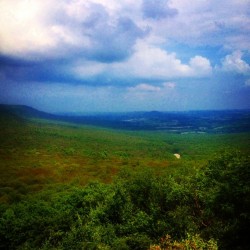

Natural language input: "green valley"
[0,106,249,249]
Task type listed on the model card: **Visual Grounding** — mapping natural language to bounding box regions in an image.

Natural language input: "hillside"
[0,105,249,249]
[0,104,57,120]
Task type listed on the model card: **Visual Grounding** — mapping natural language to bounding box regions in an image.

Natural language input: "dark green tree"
[197,151,250,249]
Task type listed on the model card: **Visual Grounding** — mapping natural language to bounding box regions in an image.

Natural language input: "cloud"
[1,40,212,84]
[189,56,212,75]
[67,1,145,62]
[1,0,249,65]
[142,0,178,20]
[0,0,144,62]
[128,83,161,92]
[1,0,249,63]
[124,81,178,107]
[0,0,81,59]
[154,0,250,50]
[0,0,249,112]
[221,51,250,74]
[128,82,176,93]
[83,16,145,62]
[112,42,212,80]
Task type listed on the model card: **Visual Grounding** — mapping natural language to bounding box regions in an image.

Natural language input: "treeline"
[0,151,249,249]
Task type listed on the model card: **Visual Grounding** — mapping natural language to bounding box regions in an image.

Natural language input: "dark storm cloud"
[82,13,146,62]
[0,54,74,84]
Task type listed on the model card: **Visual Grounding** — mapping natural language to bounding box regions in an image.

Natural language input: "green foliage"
[0,113,250,249]
[1,152,249,249]
[196,151,250,249]
[150,234,218,250]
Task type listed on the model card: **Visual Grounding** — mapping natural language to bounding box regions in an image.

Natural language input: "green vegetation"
[0,110,249,249]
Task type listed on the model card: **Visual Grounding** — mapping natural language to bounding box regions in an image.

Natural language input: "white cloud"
[0,0,144,60]
[127,82,176,95]
[70,40,212,81]
[124,81,178,105]
[128,83,161,92]
[132,81,176,90]
[152,0,250,50]
[221,51,250,74]
[0,0,92,59]
[0,0,60,56]
[113,41,212,79]
[189,56,212,75]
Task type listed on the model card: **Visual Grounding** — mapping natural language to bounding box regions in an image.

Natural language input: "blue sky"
[0,0,250,112]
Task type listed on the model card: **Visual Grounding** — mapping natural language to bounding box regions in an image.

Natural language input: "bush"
[150,234,218,250]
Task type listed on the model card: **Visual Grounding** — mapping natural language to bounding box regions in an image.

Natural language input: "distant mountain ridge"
[0,104,57,120]
[1,104,250,133]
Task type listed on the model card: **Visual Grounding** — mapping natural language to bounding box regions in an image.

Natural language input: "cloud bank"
[0,0,249,111]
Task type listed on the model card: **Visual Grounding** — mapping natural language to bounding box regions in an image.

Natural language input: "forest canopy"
[0,151,249,249]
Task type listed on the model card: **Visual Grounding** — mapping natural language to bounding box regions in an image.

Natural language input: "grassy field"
[1,112,249,204]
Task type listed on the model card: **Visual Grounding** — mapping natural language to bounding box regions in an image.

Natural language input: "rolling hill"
[1,104,250,133]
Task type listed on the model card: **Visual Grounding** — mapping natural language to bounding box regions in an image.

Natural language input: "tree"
[197,151,250,249]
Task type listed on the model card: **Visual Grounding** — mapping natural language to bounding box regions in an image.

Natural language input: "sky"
[0,0,250,113]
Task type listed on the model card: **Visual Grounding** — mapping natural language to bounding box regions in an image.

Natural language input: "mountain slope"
[0,104,56,120]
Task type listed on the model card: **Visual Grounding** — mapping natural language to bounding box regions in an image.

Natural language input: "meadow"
[0,107,249,249]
